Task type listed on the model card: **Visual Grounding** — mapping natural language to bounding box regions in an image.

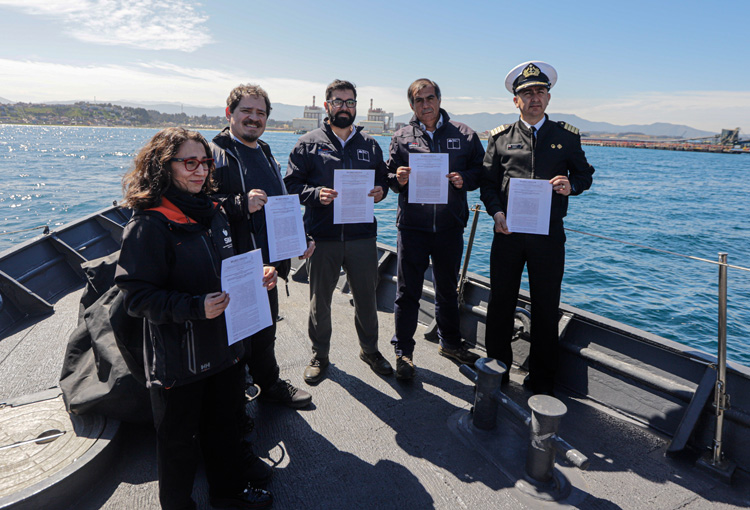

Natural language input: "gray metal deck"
[2,277,749,509]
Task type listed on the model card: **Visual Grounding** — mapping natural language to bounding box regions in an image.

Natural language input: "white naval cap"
[504,61,557,94]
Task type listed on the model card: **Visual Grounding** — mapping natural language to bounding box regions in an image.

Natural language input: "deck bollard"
[525,395,568,483]
[460,358,507,430]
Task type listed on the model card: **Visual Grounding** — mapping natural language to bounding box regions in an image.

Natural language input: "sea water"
[1,125,748,365]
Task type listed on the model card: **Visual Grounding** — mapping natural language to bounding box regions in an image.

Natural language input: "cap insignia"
[522,64,541,78]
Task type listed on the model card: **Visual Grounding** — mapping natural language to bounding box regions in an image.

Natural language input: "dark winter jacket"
[284,122,388,242]
[115,198,243,388]
[480,116,595,222]
[387,109,484,232]
[210,127,291,279]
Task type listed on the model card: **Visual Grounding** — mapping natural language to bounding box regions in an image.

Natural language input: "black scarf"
[164,187,217,228]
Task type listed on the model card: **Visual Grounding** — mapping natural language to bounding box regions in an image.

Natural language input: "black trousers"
[485,222,565,389]
[244,286,280,390]
[392,227,464,356]
[149,363,246,510]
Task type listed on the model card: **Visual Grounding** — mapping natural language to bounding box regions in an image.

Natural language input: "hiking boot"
[438,343,480,365]
[303,357,329,385]
[261,379,312,408]
[359,350,393,376]
[211,486,273,509]
[396,355,415,380]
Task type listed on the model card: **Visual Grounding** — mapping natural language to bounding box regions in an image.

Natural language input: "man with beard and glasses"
[386,78,485,380]
[284,79,392,385]
[210,85,315,484]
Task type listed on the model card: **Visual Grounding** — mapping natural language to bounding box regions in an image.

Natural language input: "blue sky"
[0,0,748,132]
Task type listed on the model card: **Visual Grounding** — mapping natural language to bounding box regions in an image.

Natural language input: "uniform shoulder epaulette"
[558,121,579,135]
[489,124,511,137]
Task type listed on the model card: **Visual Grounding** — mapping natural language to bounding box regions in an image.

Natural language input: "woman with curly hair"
[116,127,274,510]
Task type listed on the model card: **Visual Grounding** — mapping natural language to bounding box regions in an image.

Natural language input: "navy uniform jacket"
[480,116,594,222]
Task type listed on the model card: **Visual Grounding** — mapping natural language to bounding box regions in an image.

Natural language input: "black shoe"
[261,379,312,408]
[359,350,393,376]
[211,487,273,509]
[438,343,480,365]
[240,441,273,487]
[523,375,555,397]
[396,355,415,380]
[303,357,329,385]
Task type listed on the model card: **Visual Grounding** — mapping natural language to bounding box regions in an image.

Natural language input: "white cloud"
[0,0,212,52]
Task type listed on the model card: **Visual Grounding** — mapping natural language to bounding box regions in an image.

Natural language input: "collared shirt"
[520,116,546,136]
[230,131,255,147]
[420,114,444,140]
[333,125,357,147]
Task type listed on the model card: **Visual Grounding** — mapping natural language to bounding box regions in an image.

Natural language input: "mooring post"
[525,395,568,483]
[460,358,507,430]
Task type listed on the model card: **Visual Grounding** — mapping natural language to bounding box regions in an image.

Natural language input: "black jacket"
[115,198,243,388]
[480,116,594,222]
[210,127,291,280]
[387,109,484,232]
[284,122,388,242]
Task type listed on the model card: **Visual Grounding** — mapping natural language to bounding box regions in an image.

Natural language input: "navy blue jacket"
[115,198,243,388]
[284,122,388,242]
[387,109,484,232]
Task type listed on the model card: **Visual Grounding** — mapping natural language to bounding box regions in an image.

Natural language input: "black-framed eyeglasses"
[170,158,214,171]
[328,99,357,109]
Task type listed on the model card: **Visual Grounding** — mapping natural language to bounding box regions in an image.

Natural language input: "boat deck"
[2,276,749,509]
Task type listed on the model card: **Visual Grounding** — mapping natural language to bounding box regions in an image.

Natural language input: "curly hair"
[226,84,272,115]
[122,127,215,210]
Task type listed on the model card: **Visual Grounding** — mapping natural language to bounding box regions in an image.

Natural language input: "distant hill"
[3,97,716,138]
[108,100,304,123]
[394,111,715,138]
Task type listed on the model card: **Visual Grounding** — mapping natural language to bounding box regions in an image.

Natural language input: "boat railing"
[375,202,748,481]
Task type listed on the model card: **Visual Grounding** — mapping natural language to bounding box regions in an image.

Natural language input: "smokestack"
[370,98,373,110]
[312,96,315,107]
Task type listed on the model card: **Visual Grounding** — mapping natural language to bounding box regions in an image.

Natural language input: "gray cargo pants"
[307,237,379,359]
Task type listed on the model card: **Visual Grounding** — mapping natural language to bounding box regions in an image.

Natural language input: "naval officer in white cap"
[479,61,595,396]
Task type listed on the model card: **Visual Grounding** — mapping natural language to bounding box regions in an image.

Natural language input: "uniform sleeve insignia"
[558,121,579,135]
[490,124,510,137]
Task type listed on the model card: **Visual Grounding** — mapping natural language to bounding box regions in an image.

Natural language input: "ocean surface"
[1,124,749,366]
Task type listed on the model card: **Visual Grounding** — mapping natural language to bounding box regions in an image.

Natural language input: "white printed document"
[408,153,449,204]
[221,248,273,345]
[506,178,552,235]
[333,169,375,224]
[265,194,307,263]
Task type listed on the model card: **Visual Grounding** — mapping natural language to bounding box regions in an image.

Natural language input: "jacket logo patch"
[200,362,211,372]
[356,149,370,162]
[446,138,461,150]
[317,147,332,155]
[507,143,523,150]
[408,142,420,149]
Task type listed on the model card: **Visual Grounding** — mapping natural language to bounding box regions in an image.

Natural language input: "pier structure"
[581,127,749,154]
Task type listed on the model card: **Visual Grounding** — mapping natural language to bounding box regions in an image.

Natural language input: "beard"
[330,110,355,129]
[238,121,263,143]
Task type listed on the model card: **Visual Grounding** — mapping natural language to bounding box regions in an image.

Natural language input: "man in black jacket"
[211,84,313,408]
[386,79,484,379]
[284,79,392,385]
[480,62,594,396]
